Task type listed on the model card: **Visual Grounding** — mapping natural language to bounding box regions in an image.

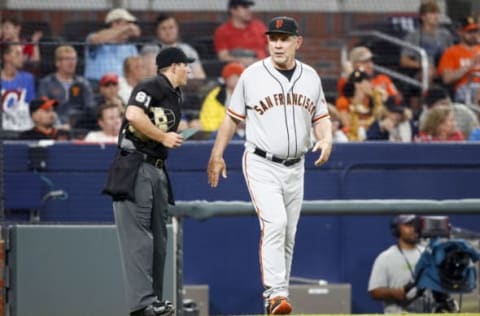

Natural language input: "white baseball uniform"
[227,57,330,299]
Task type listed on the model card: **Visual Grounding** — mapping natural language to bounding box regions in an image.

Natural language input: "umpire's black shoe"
[143,300,175,316]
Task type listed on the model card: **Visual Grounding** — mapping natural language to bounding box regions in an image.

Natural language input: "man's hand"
[207,156,227,188]
[312,139,332,167]
[161,132,183,148]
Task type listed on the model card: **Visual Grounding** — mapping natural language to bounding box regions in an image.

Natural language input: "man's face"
[156,18,179,45]
[99,106,122,136]
[174,63,190,86]
[461,28,480,46]
[32,108,57,128]
[56,50,77,76]
[267,33,302,69]
[422,12,440,27]
[1,21,20,40]
[230,5,253,23]
[4,44,24,69]
[100,82,120,100]
[128,58,146,81]
[398,222,419,245]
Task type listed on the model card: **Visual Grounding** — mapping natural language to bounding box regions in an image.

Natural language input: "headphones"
[390,215,418,238]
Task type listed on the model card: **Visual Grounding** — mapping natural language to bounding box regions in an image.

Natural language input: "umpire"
[104,47,194,316]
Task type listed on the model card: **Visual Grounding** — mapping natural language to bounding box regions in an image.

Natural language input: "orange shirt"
[437,44,480,90]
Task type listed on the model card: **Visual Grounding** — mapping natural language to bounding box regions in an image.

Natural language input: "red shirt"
[214,19,268,59]
[417,130,465,142]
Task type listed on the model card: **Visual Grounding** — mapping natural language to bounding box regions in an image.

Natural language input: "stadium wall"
[4,142,480,314]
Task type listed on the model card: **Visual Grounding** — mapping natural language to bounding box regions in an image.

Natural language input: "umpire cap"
[265,16,300,36]
[156,47,195,69]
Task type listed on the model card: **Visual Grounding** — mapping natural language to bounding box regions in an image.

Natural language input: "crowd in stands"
[2,0,480,143]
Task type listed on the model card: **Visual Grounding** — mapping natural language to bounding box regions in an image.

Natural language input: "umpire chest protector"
[123,74,183,159]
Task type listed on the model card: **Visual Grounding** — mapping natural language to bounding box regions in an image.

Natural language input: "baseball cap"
[349,46,373,63]
[222,62,245,80]
[459,16,479,32]
[265,16,300,36]
[156,47,195,69]
[424,86,450,108]
[394,214,417,224]
[228,0,254,9]
[99,73,119,86]
[105,8,136,24]
[29,97,58,115]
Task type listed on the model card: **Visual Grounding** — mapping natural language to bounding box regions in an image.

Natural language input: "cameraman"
[368,215,432,313]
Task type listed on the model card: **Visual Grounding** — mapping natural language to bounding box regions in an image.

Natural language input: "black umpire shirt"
[124,74,183,159]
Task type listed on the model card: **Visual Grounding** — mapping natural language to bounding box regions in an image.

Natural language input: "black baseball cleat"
[266,296,292,315]
[143,300,175,316]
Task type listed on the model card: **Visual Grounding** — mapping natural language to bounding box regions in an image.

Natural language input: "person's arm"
[30,30,43,63]
[400,55,420,69]
[369,287,406,302]
[125,105,183,148]
[312,117,333,166]
[442,64,473,85]
[190,62,206,79]
[88,24,140,44]
[217,49,236,62]
[207,115,239,187]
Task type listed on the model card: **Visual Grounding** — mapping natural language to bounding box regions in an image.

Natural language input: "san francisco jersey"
[227,57,330,159]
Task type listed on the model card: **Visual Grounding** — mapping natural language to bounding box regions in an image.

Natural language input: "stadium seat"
[201,59,227,79]
[62,20,104,41]
[180,21,220,43]
[20,20,52,40]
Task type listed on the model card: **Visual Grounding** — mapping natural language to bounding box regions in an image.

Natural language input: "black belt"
[144,155,165,168]
[253,148,301,166]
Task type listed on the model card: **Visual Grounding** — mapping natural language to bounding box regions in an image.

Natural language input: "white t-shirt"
[84,131,118,143]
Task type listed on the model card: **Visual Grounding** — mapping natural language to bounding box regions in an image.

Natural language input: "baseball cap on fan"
[105,8,136,24]
[156,47,195,69]
[265,16,300,36]
[459,16,479,32]
[29,97,58,115]
[349,46,373,63]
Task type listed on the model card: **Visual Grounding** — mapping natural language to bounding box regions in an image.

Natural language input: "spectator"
[96,73,124,108]
[437,16,480,103]
[1,16,43,65]
[199,62,244,131]
[328,104,349,143]
[418,104,465,141]
[368,215,434,313]
[38,45,95,129]
[366,98,417,142]
[338,46,401,101]
[335,68,380,141]
[84,8,140,86]
[1,43,35,131]
[400,1,453,82]
[214,0,267,66]
[154,14,206,79]
[118,56,146,104]
[83,102,122,143]
[19,97,70,140]
[140,44,161,78]
[419,86,479,138]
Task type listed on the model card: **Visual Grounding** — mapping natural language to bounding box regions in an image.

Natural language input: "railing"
[346,30,429,93]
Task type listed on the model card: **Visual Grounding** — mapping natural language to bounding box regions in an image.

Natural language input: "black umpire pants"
[113,162,169,313]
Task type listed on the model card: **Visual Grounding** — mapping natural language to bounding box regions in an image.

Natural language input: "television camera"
[405,216,480,313]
